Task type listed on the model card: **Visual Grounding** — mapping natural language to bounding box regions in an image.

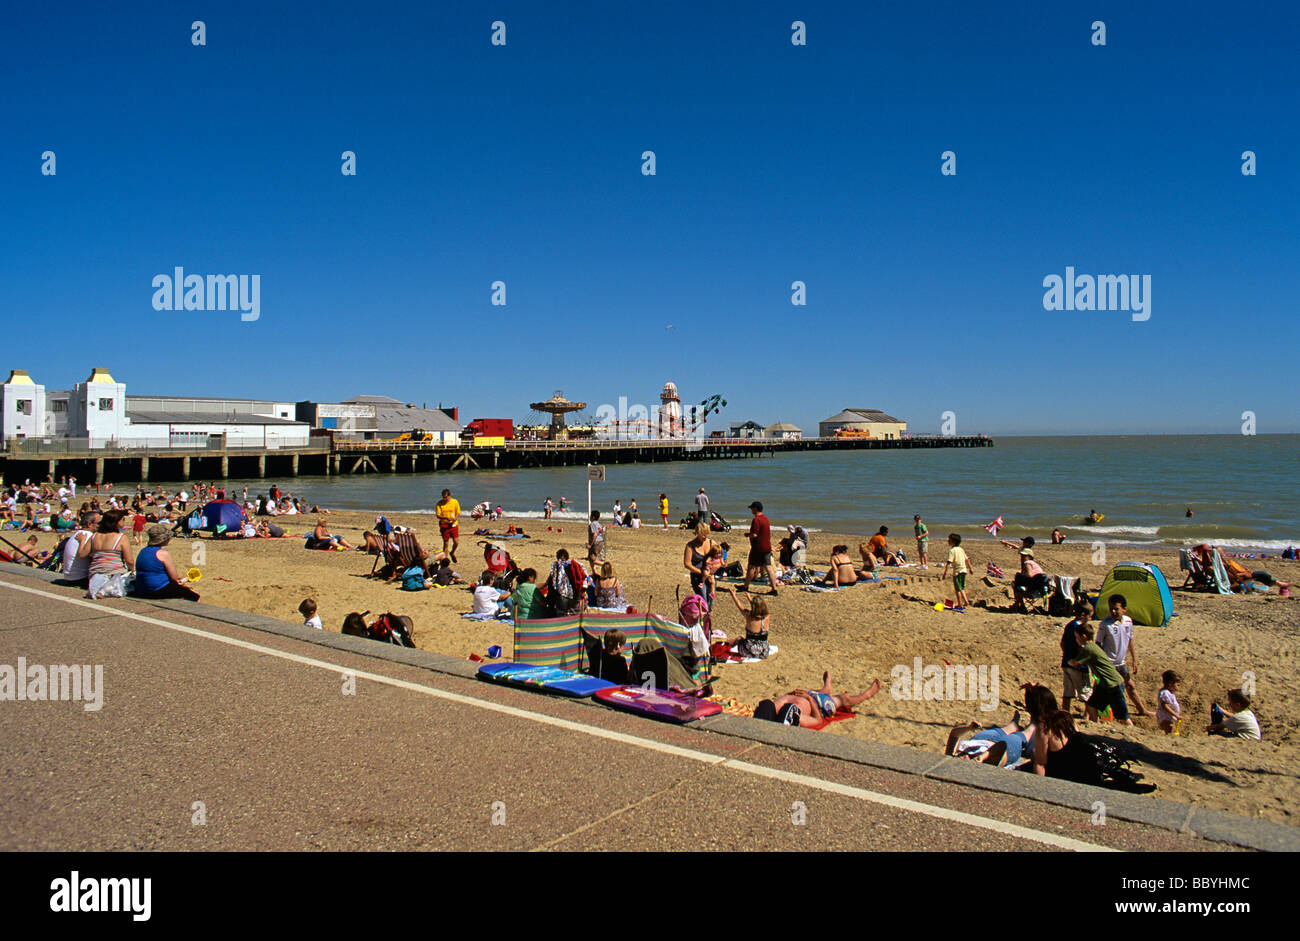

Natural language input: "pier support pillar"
[47,459,56,480]
[94,458,105,484]
[332,454,341,475]
[220,455,229,477]
[291,453,299,476]
[257,455,266,478]
[140,457,149,481]
[181,456,190,479]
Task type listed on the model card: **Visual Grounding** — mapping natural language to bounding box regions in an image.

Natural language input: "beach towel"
[461,611,513,624]
[985,516,1004,536]
[725,643,779,663]
[804,706,856,732]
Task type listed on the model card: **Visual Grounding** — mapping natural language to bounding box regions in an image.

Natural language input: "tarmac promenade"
[0,563,1292,853]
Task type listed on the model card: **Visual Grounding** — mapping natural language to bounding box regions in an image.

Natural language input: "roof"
[821,408,905,425]
[126,410,306,427]
[370,404,463,432]
[341,394,404,405]
[4,370,35,385]
[766,423,802,431]
[729,420,764,428]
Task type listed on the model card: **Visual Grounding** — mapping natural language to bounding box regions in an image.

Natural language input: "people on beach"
[683,522,716,606]
[1067,620,1132,725]
[694,488,710,528]
[755,672,881,728]
[659,493,669,529]
[941,533,971,608]
[913,515,929,568]
[1059,599,1093,715]
[868,526,900,566]
[299,598,323,629]
[59,512,100,587]
[1207,689,1261,740]
[587,510,606,568]
[308,518,355,550]
[543,497,554,520]
[133,524,200,601]
[1097,594,1151,717]
[594,562,625,609]
[856,542,879,576]
[820,545,858,587]
[79,510,134,598]
[431,557,465,586]
[723,585,771,659]
[740,501,778,596]
[1156,670,1182,734]
[507,568,543,621]
[1051,528,1065,544]
[1003,537,1047,612]
[436,489,460,562]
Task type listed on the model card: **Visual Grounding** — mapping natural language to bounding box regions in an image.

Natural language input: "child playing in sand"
[299,598,323,630]
[757,672,882,728]
[431,557,465,587]
[1207,688,1261,740]
[1156,670,1182,734]
[724,585,771,659]
[941,533,971,607]
[1068,621,1131,725]
[1097,595,1151,717]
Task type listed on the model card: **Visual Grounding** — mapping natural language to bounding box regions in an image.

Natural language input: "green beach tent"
[1095,561,1174,627]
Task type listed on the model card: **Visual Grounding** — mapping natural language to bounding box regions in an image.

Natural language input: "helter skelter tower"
[658,381,685,438]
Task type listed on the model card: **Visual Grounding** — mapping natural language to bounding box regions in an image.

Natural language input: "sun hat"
[146,523,171,546]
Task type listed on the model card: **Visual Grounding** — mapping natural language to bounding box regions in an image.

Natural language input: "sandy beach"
[20,511,1299,825]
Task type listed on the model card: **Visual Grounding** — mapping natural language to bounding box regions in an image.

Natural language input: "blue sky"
[3,1,1297,435]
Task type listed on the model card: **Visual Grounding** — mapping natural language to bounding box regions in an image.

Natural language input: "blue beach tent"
[198,499,245,535]
[1095,561,1174,626]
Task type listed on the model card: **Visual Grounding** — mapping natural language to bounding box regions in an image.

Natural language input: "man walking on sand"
[695,488,710,528]
[436,488,461,562]
[740,501,779,596]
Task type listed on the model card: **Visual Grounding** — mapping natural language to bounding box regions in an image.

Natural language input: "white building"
[766,422,803,440]
[4,367,311,449]
[0,370,47,441]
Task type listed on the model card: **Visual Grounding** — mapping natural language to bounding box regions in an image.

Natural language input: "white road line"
[2,578,1113,852]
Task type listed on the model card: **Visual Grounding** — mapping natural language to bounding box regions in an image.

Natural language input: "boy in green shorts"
[941,533,970,607]
[1068,621,1132,725]
[914,514,930,569]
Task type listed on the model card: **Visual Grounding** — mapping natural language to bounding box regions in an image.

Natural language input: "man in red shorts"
[740,500,779,596]
[436,488,461,562]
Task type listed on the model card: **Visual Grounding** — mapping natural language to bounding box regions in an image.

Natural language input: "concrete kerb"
[3,561,1295,852]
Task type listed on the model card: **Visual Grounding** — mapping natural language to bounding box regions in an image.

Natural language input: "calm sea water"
[169,435,1299,550]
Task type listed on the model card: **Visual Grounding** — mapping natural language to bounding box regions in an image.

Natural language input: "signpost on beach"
[587,464,605,521]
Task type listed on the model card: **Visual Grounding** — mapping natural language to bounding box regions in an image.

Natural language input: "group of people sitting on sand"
[50,509,203,602]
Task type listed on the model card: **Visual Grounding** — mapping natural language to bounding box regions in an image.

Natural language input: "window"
[16,399,31,415]
[52,400,67,413]
[99,398,114,411]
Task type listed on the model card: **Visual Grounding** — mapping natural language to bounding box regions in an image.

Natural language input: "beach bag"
[400,566,427,591]
[88,571,128,599]
[368,613,416,647]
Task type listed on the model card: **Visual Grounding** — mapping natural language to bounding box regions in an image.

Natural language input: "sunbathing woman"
[723,585,771,659]
[763,672,882,728]
[309,519,355,550]
[820,544,858,587]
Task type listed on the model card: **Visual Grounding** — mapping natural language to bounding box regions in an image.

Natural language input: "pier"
[0,434,991,484]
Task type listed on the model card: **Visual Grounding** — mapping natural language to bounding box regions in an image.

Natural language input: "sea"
[168,435,1299,551]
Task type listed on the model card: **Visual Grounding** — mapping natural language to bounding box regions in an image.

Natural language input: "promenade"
[0,564,1289,853]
